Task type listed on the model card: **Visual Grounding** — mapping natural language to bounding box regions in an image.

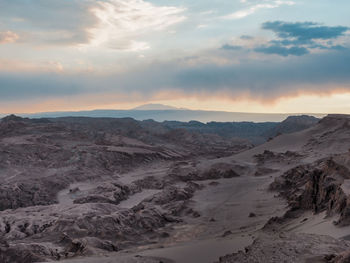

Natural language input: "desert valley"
[1,114,350,262]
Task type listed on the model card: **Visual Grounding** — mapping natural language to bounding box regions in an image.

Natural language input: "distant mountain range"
[132,103,185,111]
[1,113,321,146]
[9,104,325,123]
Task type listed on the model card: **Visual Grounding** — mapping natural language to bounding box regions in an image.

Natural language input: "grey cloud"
[1,48,350,103]
[240,35,254,40]
[270,39,313,46]
[329,45,347,51]
[0,0,96,45]
[254,21,349,56]
[262,21,348,41]
[0,72,86,100]
[254,45,309,56]
[307,43,347,51]
[221,44,243,50]
[174,48,350,99]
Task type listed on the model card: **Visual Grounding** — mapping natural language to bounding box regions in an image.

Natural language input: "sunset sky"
[0,0,350,114]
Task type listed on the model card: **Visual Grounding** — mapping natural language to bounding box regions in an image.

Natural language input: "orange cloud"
[0,31,19,44]
[0,59,65,73]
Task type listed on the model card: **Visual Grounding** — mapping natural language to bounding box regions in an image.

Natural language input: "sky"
[0,0,350,114]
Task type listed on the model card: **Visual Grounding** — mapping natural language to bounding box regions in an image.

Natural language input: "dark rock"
[222,230,233,237]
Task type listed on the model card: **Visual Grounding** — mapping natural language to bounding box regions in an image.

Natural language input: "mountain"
[263,115,320,139]
[1,113,320,145]
[16,109,325,123]
[132,103,183,110]
[158,120,278,145]
[157,115,319,145]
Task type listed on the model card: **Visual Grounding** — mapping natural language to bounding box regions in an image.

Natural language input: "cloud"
[87,0,186,51]
[222,1,295,20]
[0,59,65,73]
[240,35,254,40]
[173,48,350,100]
[254,45,309,56]
[0,0,96,45]
[255,21,349,56]
[221,44,243,51]
[0,72,84,101]
[0,0,186,49]
[262,21,349,41]
[1,48,350,104]
[0,31,19,44]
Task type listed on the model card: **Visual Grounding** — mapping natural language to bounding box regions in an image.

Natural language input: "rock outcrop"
[216,232,349,263]
[270,156,350,225]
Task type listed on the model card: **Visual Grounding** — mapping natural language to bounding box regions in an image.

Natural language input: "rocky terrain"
[213,115,350,263]
[2,114,350,263]
[0,114,255,262]
[144,114,319,145]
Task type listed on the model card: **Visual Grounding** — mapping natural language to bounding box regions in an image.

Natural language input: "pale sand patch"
[118,189,161,209]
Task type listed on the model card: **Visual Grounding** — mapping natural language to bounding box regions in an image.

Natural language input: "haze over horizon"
[1,0,350,114]
[1,103,325,123]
